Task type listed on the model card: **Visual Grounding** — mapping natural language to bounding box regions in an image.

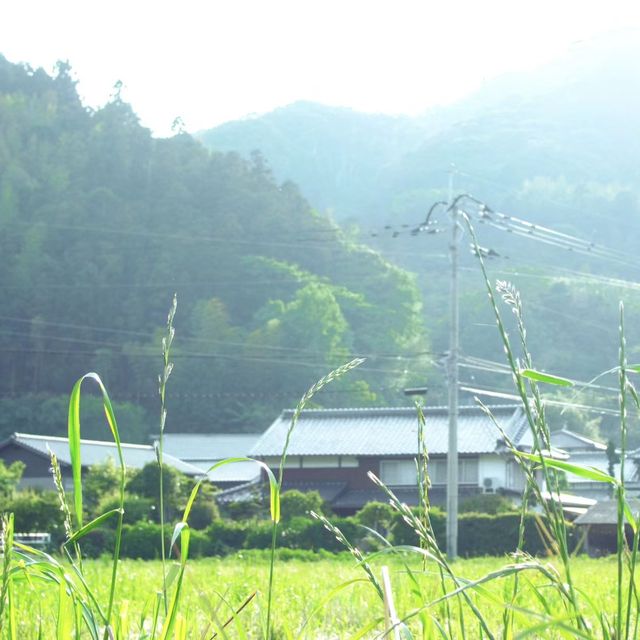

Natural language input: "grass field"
[10,551,622,638]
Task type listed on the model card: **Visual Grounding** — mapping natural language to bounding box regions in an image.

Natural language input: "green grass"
[6,553,625,638]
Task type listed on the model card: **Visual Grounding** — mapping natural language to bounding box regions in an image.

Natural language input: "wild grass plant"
[2,218,640,637]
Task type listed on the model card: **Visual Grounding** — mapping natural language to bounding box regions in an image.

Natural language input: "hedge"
[391,509,576,556]
[6,504,575,558]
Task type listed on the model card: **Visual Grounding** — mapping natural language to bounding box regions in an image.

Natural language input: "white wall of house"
[478,454,506,491]
[262,455,358,469]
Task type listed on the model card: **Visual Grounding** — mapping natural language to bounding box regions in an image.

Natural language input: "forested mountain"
[198,30,640,443]
[0,55,431,441]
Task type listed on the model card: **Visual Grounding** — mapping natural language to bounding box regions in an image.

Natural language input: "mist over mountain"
[198,31,640,442]
[198,30,640,237]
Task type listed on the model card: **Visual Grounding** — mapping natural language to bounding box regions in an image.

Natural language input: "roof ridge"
[14,432,153,450]
[554,428,606,447]
[280,404,520,416]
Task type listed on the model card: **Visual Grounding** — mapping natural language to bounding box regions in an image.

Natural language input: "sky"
[2,0,640,136]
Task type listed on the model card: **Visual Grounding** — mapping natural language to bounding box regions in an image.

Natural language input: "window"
[302,456,340,468]
[381,457,479,485]
[459,458,478,484]
[435,458,478,484]
[380,460,417,485]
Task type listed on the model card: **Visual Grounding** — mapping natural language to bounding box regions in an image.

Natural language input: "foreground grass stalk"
[416,403,455,636]
[68,373,127,639]
[265,358,364,638]
[617,302,628,639]
[462,212,586,631]
[0,514,13,634]
[158,294,177,617]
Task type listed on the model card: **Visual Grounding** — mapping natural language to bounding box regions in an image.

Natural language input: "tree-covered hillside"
[0,55,431,440]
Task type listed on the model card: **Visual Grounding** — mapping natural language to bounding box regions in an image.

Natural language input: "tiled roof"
[159,433,262,461]
[8,433,204,476]
[575,498,640,525]
[157,433,262,483]
[550,429,607,452]
[251,405,527,457]
[204,460,261,484]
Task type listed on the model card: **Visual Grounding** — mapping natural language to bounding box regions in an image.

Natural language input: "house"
[0,432,205,492]
[574,498,640,556]
[248,404,532,515]
[156,433,262,489]
[548,428,631,500]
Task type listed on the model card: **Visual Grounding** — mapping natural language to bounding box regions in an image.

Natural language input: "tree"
[127,463,190,520]
[279,490,326,522]
[0,460,24,501]
[83,458,122,515]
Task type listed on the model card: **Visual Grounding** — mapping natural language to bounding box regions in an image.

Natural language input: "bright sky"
[2,0,640,136]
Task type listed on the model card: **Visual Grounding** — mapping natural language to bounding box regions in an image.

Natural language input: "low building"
[548,429,629,500]
[574,498,640,556]
[249,404,532,514]
[0,432,205,492]
[157,433,262,489]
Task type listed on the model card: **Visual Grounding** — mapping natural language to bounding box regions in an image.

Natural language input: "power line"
[458,383,623,417]
[0,317,441,362]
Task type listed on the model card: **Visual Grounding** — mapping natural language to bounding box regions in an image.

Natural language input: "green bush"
[244,521,274,549]
[127,463,190,517]
[206,520,250,554]
[120,522,166,560]
[222,497,264,521]
[390,509,575,557]
[188,499,220,529]
[97,494,156,527]
[279,490,326,521]
[79,528,115,558]
[354,501,394,535]
[390,507,445,547]
[459,494,516,515]
[5,491,66,544]
[287,516,361,552]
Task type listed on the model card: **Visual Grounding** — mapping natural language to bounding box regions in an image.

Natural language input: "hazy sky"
[3,0,640,136]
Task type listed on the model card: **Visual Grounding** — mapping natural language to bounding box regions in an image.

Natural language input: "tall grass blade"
[0,514,14,634]
[67,372,126,639]
[265,357,364,638]
[519,369,573,387]
[158,293,177,616]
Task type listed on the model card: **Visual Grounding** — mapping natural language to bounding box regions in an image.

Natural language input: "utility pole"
[446,167,459,559]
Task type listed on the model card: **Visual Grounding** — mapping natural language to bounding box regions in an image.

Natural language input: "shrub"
[222,496,264,521]
[120,522,166,560]
[244,521,274,549]
[390,508,575,556]
[206,520,249,554]
[354,501,394,535]
[279,490,326,521]
[459,493,516,515]
[83,459,127,515]
[390,506,445,547]
[97,493,156,527]
[188,499,220,529]
[80,528,115,558]
[126,463,189,517]
[6,490,66,544]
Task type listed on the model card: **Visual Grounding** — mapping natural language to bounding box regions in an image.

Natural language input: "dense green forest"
[199,31,640,443]
[0,55,431,441]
